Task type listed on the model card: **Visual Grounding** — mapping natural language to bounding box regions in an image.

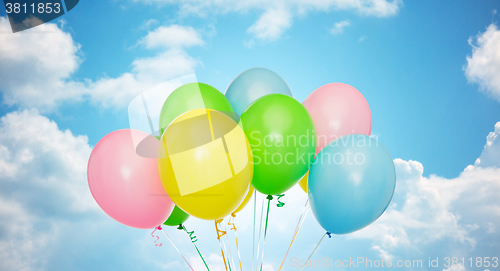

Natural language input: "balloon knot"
[231,212,236,217]
[266,195,273,200]
[326,232,332,238]
[156,225,162,230]
[177,224,183,230]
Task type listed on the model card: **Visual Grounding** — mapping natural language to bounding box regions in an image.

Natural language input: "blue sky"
[0,0,499,270]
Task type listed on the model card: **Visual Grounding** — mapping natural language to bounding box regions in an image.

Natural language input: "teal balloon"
[225,67,292,117]
[308,134,396,235]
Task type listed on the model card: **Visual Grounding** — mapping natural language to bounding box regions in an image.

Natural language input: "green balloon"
[239,94,316,195]
[159,82,236,136]
[163,206,190,227]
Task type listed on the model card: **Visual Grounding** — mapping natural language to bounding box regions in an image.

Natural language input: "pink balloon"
[303,83,372,154]
[87,129,174,229]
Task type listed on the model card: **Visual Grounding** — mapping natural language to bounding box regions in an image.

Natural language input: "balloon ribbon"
[278,199,310,271]
[258,195,273,271]
[276,194,285,207]
[252,189,257,271]
[215,219,230,271]
[229,213,243,271]
[299,232,331,271]
[157,226,195,271]
[180,224,211,271]
[151,225,163,247]
[224,223,236,271]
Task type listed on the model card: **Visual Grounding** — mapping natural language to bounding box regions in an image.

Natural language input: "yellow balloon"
[158,109,253,220]
[298,171,308,193]
[233,186,254,214]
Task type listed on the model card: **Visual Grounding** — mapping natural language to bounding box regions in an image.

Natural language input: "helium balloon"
[233,186,254,214]
[163,206,190,227]
[303,83,372,154]
[225,67,292,117]
[159,82,236,136]
[87,129,174,229]
[308,134,396,235]
[300,83,372,191]
[239,94,316,195]
[158,109,253,220]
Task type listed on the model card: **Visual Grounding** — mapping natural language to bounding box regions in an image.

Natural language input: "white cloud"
[0,18,203,110]
[443,264,466,271]
[474,122,500,168]
[248,8,293,41]
[191,253,226,271]
[349,124,500,262]
[352,160,500,248]
[0,109,95,214]
[87,49,199,108]
[465,24,500,102]
[139,25,203,49]
[330,20,350,34]
[0,17,84,109]
[131,0,403,41]
[0,109,98,270]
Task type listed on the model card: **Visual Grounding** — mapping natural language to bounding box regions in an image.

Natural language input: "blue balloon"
[308,134,396,235]
[225,67,293,117]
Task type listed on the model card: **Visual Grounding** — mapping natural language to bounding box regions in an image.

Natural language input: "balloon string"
[276,194,285,207]
[220,221,233,271]
[230,213,243,271]
[278,199,310,271]
[259,195,273,271]
[254,196,266,271]
[299,232,329,271]
[215,220,230,271]
[181,224,211,271]
[160,228,195,271]
[151,225,163,247]
[252,189,257,271]
[224,223,236,271]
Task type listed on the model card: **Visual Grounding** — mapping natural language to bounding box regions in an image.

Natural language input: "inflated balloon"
[163,206,190,227]
[303,83,372,154]
[233,186,254,214]
[87,129,174,229]
[239,94,316,195]
[158,109,253,220]
[159,82,236,136]
[225,67,293,117]
[308,134,396,235]
[299,83,372,191]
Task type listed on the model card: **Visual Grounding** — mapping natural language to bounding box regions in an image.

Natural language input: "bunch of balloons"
[87,67,396,255]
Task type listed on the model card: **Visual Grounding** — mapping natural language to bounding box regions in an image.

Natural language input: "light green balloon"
[159,83,236,136]
[239,94,316,195]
